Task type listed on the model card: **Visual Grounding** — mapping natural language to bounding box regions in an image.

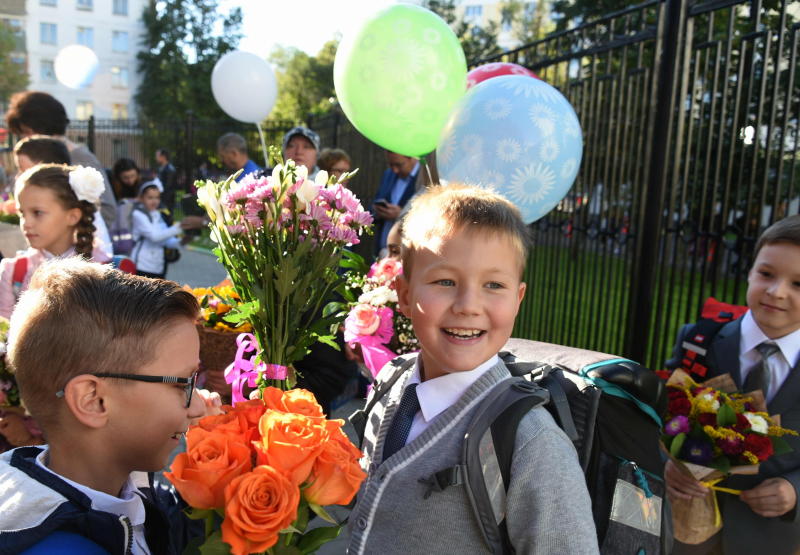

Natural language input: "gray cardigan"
[347,356,599,554]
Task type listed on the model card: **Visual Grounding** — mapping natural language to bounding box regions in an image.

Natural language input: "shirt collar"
[740,310,800,367]
[410,354,500,424]
[42,246,77,259]
[35,446,146,526]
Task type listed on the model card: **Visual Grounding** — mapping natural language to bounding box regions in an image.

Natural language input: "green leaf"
[198,531,231,555]
[294,502,310,534]
[297,525,343,554]
[181,536,204,555]
[670,432,686,458]
[716,403,737,427]
[771,435,793,456]
[323,301,346,318]
[316,334,340,350]
[308,503,338,524]
[709,455,731,474]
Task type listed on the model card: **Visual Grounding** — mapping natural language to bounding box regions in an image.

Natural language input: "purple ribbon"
[224,333,288,404]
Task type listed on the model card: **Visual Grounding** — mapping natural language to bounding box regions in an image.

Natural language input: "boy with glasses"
[0,257,213,553]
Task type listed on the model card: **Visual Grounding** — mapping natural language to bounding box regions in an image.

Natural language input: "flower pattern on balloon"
[539,139,560,162]
[496,138,522,162]
[501,78,563,102]
[437,133,458,168]
[529,104,557,136]
[484,97,513,120]
[509,163,556,205]
[461,133,484,154]
[480,170,504,189]
[561,158,579,180]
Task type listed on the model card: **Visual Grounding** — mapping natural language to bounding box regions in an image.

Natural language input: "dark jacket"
[667,318,800,555]
[0,446,199,555]
[371,169,418,255]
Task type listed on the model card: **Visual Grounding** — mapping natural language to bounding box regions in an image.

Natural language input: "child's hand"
[740,477,797,517]
[665,459,708,500]
[189,388,224,426]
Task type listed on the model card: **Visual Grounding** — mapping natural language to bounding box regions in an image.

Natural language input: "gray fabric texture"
[69,144,117,228]
[347,355,599,555]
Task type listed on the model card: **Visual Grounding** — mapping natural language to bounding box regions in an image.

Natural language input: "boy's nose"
[187,388,207,419]
[453,287,481,315]
[768,280,789,298]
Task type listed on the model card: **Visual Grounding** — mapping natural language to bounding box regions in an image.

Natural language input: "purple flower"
[681,438,714,465]
[665,415,690,436]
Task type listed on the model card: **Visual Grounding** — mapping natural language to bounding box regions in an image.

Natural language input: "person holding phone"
[371,151,419,257]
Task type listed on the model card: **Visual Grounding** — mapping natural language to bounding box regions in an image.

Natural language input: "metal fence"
[479,0,799,369]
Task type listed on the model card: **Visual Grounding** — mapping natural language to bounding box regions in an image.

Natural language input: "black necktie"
[744,342,779,394]
[383,383,420,460]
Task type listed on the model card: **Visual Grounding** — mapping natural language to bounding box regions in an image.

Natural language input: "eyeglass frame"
[55,372,198,408]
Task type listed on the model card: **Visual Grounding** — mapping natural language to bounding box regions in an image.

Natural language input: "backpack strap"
[348,356,416,447]
[12,256,28,299]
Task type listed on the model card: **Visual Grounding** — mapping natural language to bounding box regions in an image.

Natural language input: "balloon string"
[420,154,434,187]
[256,122,269,169]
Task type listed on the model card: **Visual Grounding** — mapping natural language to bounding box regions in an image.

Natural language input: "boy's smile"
[397,229,526,381]
[747,242,800,339]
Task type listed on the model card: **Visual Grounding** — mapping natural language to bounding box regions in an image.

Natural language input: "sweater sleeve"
[0,256,19,319]
[132,210,181,244]
[506,407,600,554]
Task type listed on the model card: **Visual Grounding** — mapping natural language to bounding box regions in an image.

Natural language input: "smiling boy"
[347,184,598,554]
[0,258,207,554]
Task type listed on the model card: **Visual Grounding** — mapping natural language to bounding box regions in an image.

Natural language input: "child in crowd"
[347,184,598,554]
[665,215,800,555]
[0,164,110,319]
[131,179,182,279]
[0,258,210,553]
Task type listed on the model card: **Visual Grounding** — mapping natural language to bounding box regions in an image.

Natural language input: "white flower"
[197,181,222,223]
[358,285,397,307]
[700,393,721,412]
[744,412,769,434]
[69,166,105,205]
[295,178,321,211]
[314,170,329,187]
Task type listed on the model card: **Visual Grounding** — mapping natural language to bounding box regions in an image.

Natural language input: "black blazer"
[668,318,800,554]
[371,168,419,255]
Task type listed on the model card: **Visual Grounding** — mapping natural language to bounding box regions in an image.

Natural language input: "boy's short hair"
[754,215,800,258]
[6,91,70,136]
[8,258,199,431]
[401,183,531,277]
[13,135,70,165]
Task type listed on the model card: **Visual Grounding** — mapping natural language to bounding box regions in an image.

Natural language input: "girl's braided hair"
[16,164,97,258]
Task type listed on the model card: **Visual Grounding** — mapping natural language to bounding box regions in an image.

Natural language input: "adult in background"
[282,126,320,179]
[155,149,178,212]
[5,91,117,227]
[111,158,140,200]
[318,148,352,185]
[371,151,419,257]
[217,133,262,183]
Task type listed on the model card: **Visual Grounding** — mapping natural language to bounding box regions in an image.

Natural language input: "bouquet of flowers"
[338,257,418,380]
[195,155,372,399]
[189,282,253,333]
[165,387,365,555]
[662,369,797,543]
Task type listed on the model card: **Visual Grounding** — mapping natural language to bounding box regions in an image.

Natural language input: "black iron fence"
[479,0,799,369]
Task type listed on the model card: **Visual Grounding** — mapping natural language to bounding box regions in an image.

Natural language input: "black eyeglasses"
[56,372,198,408]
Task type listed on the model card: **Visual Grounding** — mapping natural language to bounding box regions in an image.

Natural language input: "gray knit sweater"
[347,356,599,554]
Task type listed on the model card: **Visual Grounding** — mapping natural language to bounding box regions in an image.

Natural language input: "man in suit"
[665,215,800,555]
[372,151,419,257]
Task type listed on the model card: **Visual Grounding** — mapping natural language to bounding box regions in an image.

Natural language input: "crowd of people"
[0,88,798,555]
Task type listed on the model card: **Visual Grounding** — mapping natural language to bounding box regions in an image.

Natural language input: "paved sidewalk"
[165,246,228,287]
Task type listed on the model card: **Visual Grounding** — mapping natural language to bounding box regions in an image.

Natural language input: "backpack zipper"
[119,515,133,555]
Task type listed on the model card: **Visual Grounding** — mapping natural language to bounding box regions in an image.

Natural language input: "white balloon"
[54,45,99,89]
[211,51,278,123]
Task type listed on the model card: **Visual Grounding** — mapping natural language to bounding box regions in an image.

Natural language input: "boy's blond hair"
[401,184,531,277]
[754,215,800,258]
[8,258,199,431]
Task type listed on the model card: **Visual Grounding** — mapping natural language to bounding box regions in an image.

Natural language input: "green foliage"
[0,21,28,103]
[135,0,243,121]
[499,0,555,45]
[421,0,502,62]
[716,403,737,427]
[550,0,632,31]
[669,432,686,458]
[268,40,339,123]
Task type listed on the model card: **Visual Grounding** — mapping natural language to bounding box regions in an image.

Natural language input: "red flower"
[734,413,750,433]
[697,413,717,427]
[717,437,744,456]
[744,433,774,462]
[668,396,692,417]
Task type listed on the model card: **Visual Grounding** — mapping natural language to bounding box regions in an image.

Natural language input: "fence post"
[624,0,687,363]
[185,110,194,189]
[87,115,95,153]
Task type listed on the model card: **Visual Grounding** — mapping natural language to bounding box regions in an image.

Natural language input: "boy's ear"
[63,375,109,429]
[517,282,527,306]
[396,274,412,317]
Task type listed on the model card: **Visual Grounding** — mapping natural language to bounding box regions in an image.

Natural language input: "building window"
[10,54,26,65]
[40,0,57,6]
[112,30,129,52]
[77,26,94,48]
[112,104,129,119]
[40,23,57,45]
[41,60,56,81]
[76,101,93,120]
[111,66,129,88]
[113,0,128,15]
[77,0,93,10]
[465,5,483,18]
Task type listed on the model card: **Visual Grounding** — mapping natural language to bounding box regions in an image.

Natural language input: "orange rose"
[221,465,300,555]
[165,427,252,509]
[304,423,366,506]
[262,386,324,418]
[256,410,328,484]
[197,412,249,444]
[229,398,267,429]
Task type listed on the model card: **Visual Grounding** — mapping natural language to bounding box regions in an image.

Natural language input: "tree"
[550,0,631,31]
[422,0,502,63]
[135,0,243,122]
[268,39,338,123]
[0,21,28,104]
[500,0,555,46]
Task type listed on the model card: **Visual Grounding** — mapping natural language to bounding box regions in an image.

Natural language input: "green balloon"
[334,4,467,158]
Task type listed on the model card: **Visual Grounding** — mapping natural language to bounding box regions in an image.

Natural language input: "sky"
[227,0,410,59]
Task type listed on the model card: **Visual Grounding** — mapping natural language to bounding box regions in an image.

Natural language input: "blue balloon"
[436,75,583,223]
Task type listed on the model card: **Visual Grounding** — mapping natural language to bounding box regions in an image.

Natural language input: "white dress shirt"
[739,311,800,402]
[405,355,500,445]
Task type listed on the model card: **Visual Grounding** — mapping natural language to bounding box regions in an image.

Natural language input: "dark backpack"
[350,339,670,555]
